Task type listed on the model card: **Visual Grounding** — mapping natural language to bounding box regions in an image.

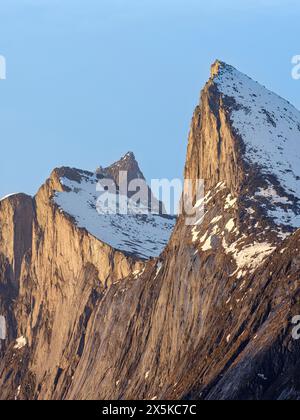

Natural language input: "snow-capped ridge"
[210,60,300,228]
[53,161,175,260]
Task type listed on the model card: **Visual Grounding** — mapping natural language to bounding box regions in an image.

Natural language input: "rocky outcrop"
[1,61,300,400]
[96,151,164,213]
[97,151,145,185]
[0,169,144,400]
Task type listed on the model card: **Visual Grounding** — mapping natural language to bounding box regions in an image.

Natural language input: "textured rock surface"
[0,169,144,400]
[1,61,300,400]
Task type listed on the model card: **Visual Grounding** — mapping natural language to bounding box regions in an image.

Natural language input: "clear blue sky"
[0,0,299,198]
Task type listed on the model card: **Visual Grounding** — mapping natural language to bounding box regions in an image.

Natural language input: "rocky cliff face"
[1,61,300,400]
[0,165,145,399]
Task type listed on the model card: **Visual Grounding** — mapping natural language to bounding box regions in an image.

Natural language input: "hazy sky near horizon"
[0,0,299,198]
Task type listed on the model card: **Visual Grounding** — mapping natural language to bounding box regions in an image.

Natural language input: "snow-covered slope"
[54,169,175,260]
[212,61,300,227]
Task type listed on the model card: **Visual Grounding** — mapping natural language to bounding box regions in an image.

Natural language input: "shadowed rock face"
[1,61,300,400]
[0,194,34,353]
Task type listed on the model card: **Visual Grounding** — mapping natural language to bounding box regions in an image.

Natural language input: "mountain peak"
[208,60,300,228]
[122,151,136,161]
[210,59,227,78]
[210,59,237,79]
[102,151,145,182]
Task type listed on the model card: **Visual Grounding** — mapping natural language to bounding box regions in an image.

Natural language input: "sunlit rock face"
[0,61,300,400]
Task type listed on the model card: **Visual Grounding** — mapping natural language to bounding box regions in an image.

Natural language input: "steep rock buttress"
[1,61,300,400]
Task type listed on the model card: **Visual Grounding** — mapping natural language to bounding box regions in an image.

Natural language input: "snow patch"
[191,226,200,243]
[201,235,213,251]
[247,208,255,215]
[223,237,275,273]
[224,194,237,210]
[154,262,163,279]
[256,186,292,204]
[225,218,235,233]
[211,215,222,224]
[15,385,21,400]
[133,267,145,279]
[14,336,27,350]
[200,231,208,243]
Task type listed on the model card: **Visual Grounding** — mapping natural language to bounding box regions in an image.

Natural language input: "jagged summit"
[208,60,300,228]
[184,61,300,280]
[96,151,145,183]
[52,155,174,260]
[210,59,227,78]
[122,151,137,161]
[213,61,300,192]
